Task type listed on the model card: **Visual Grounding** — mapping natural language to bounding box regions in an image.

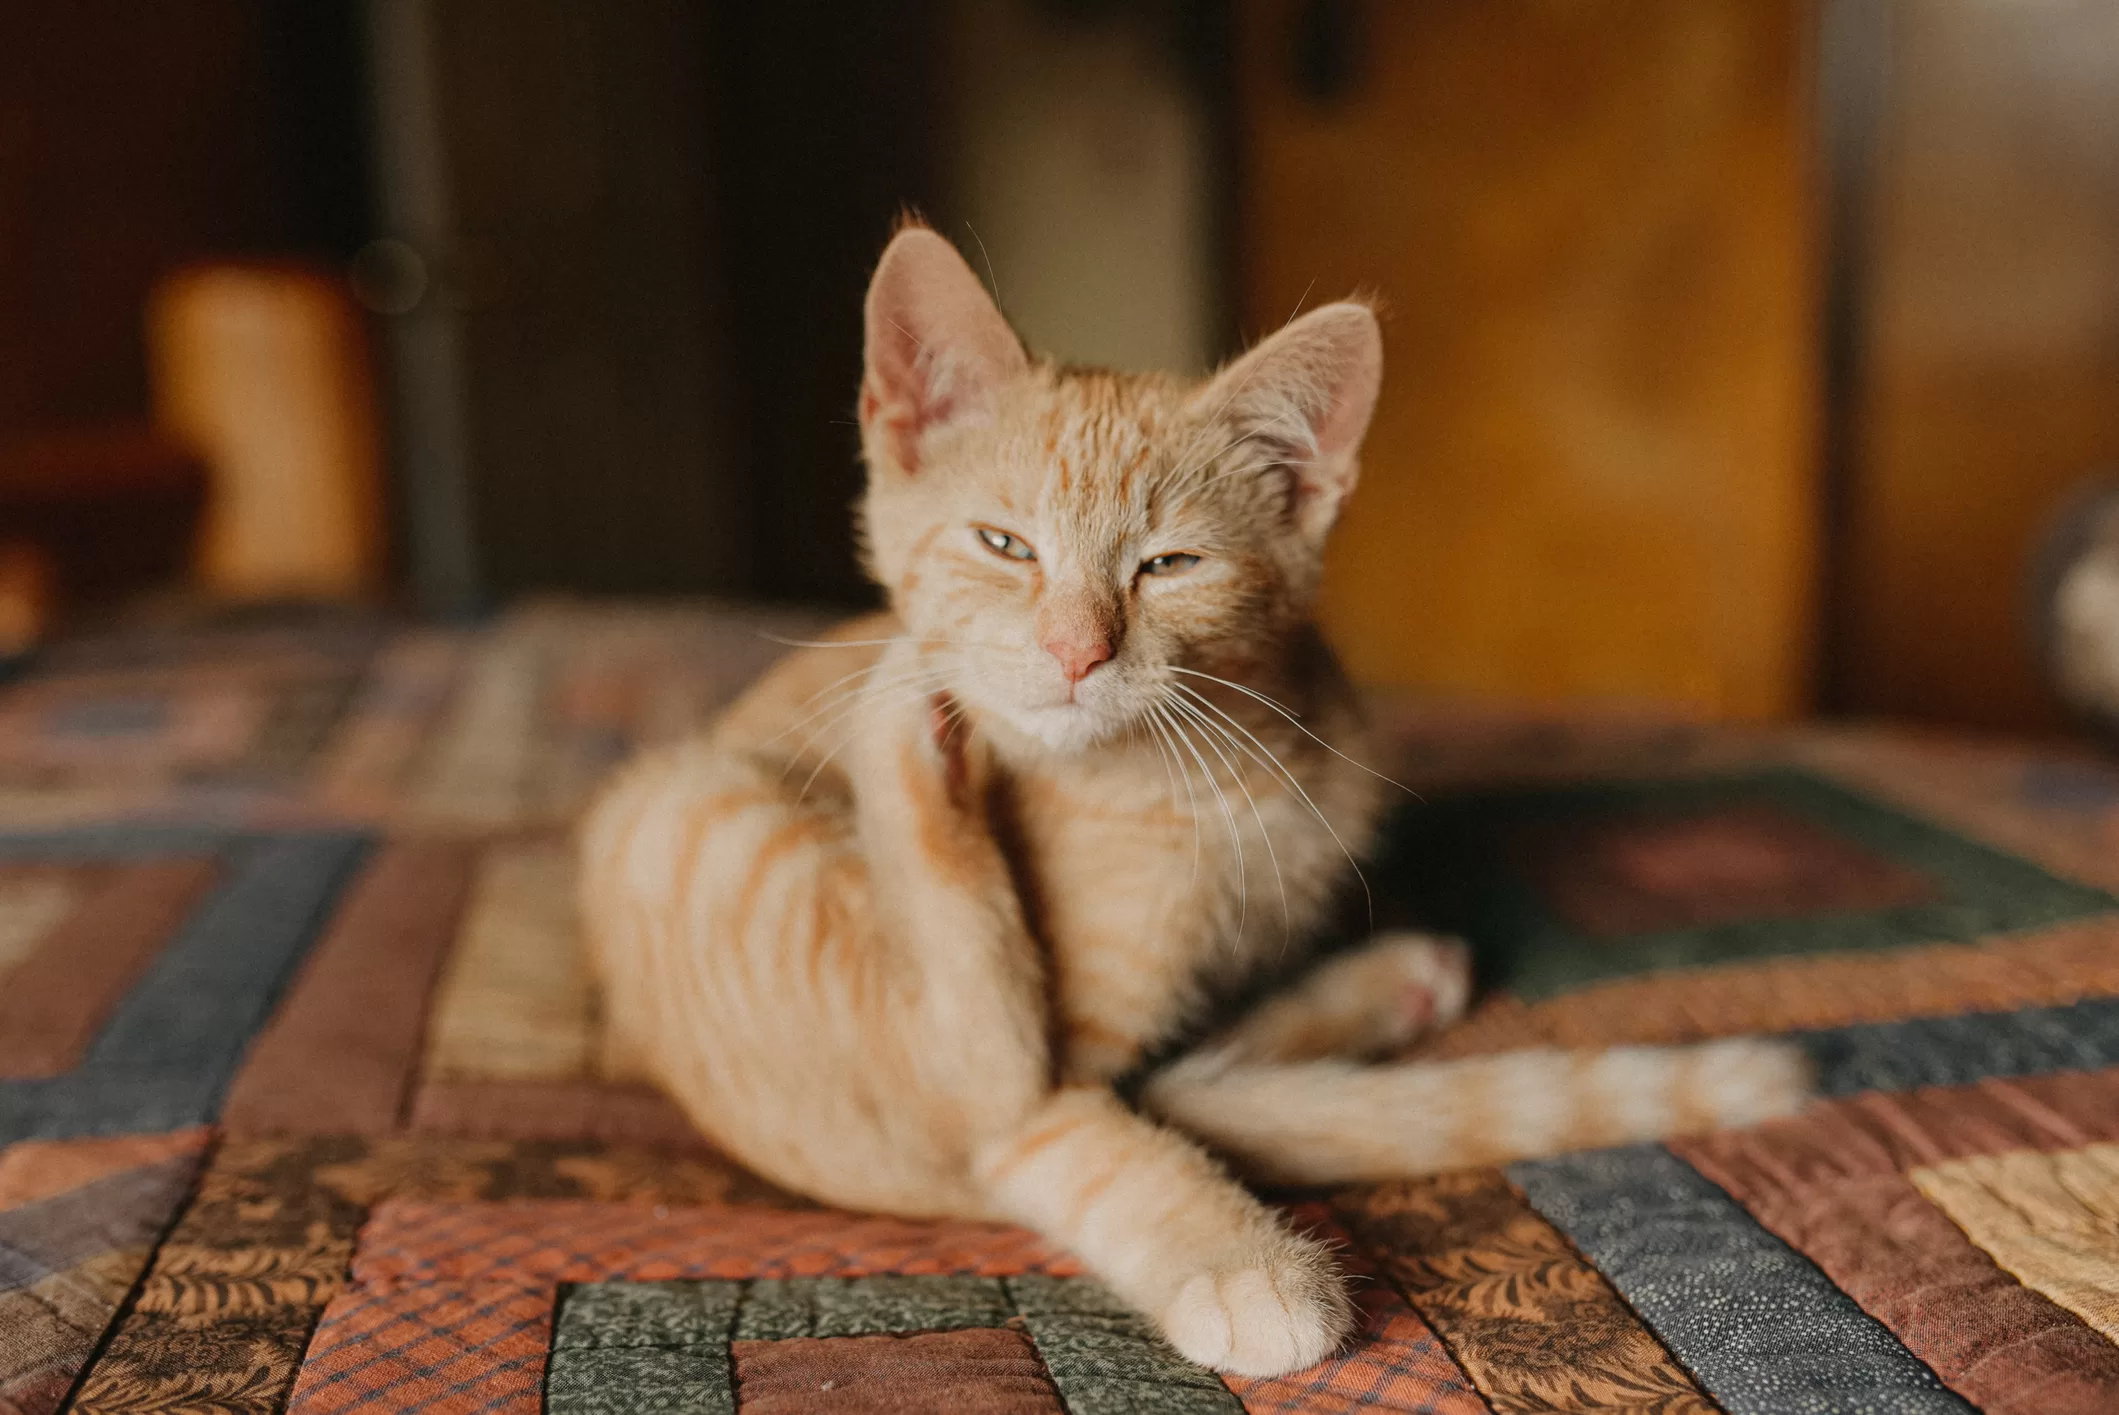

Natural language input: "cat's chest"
[999,751,1348,1076]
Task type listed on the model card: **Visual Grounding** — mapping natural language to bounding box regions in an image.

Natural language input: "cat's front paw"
[1157,1244,1353,1377]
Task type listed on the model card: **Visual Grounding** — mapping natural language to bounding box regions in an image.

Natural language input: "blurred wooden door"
[1234,0,1819,719]
[1831,0,2119,733]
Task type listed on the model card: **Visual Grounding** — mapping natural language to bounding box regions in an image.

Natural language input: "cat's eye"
[1141,552,1202,577]
[974,526,1037,561]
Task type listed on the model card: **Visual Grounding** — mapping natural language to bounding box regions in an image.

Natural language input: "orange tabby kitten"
[580,224,1807,1376]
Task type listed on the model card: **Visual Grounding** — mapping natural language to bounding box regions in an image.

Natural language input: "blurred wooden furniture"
[1830,1,2119,733]
[1235,0,1819,720]
[0,427,207,649]
[149,264,386,602]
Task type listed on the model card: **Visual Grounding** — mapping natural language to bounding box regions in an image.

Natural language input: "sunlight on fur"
[579,223,1811,1377]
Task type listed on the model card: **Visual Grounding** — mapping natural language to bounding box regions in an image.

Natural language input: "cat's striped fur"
[580,225,1809,1376]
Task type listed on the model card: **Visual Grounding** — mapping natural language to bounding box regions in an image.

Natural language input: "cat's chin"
[992,702,1121,756]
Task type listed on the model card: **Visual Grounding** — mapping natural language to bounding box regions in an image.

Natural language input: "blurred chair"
[148,263,386,604]
[0,426,206,657]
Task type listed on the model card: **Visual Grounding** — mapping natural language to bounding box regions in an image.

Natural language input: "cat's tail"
[1138,1037,1809,1184]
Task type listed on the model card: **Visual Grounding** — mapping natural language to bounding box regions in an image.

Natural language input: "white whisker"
[1169,665,1419,800]
[1168,693,1290,939]
[1142,705,1203,880]
[1157,700,1246,939]
[1171,680,1375,930]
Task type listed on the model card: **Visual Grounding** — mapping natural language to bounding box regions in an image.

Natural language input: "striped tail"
[1139,1038,1810,1185]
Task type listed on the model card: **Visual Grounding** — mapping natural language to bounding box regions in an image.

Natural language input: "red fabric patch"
[288,1201,1080,1415]
[1522,804,1935,936]
[1675,1065,2119,1414]
[731,1328,1064,1414]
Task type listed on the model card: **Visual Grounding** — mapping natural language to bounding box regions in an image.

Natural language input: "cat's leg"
[1204,931,1474,1065]
[1140,1037,1809,1185]
[840,681,1053,1134]
[837,669,1355,1373]
[975,1085,1352,1376]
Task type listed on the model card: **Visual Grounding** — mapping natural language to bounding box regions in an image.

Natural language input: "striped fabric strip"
[1912,1144,2119,1344]
[1336,1171,1720,1412]
[0,1130,207,1415]
[1424,914,2119,1061]
[1677,1067,2119,1414]
[1510,1144,1973,1415]
[1799,996,2119,1095]
[222,840,476,1135]
[405,1079,714,1154]
[730,1328,1066,1415]
[419,841,597,1083]
[0,860,218,1078]
[0,831,370,1144]
[0,869,81,983]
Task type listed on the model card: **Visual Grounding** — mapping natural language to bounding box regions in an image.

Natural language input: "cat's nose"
[1043,633,1113,683]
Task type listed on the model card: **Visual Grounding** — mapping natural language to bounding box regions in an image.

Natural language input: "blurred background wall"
[4,0,2118,734]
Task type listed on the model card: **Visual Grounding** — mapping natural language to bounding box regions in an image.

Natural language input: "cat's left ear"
[1190,302,1382,545]
[861,226,1028,476]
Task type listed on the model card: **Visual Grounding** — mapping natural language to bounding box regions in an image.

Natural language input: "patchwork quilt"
[8,599,2119,1413]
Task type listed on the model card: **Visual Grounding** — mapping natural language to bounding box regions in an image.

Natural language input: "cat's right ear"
[861,227,1027,475]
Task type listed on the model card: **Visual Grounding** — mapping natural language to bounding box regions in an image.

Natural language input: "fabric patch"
[0,860,218,1078]
[730,1328,1066,1415]
[1912,1144,2119,1343]
[222,841,476,1136]
[395,600,829,832]
[1002,1275,1240,1415]
[1680,1085,2119,1415]
[306,630,468,819]
[0,829,368,1144]
[69,1134,783,1415]
[1523,803,1935,936]
[406,1079,714,1153]
[420,841,597,1083]
[290,1201,1084,1415]
[1378,768,2117,1000]
[1218,1207,1488,1415]
[0,1129,206,1415]
[1511,1144,1972,1414]
[547,1279,1056,1415]
[1797,996,2119,1096]
[0,869,81,984]
[0,617,376,812]
[733,1275,1016,1341]
[1421,914,2119,1059]
[1335,1171,1716,1412]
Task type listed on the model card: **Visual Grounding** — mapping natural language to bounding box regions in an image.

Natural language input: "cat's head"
[856,224,1381,755]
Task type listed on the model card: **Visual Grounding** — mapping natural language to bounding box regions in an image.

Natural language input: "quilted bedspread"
[7,599,2119,1413]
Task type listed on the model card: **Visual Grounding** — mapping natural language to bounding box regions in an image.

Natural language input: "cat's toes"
[1158,1249,1353,1377]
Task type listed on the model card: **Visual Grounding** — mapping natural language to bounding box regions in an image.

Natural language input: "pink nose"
[1043,634,1113,683]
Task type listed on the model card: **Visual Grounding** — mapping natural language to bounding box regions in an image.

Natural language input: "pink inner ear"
[861,229,1026,472]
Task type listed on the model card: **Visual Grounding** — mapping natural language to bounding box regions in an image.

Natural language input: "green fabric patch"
[732,1275,1015,1340]
[547,1274,1240,1415]
[545,1344,733,1415]
[556,1279,742,1348]
[1375,768,2119,1000]
[548,1282,740,1414]
[1005,1275,1244,1415]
